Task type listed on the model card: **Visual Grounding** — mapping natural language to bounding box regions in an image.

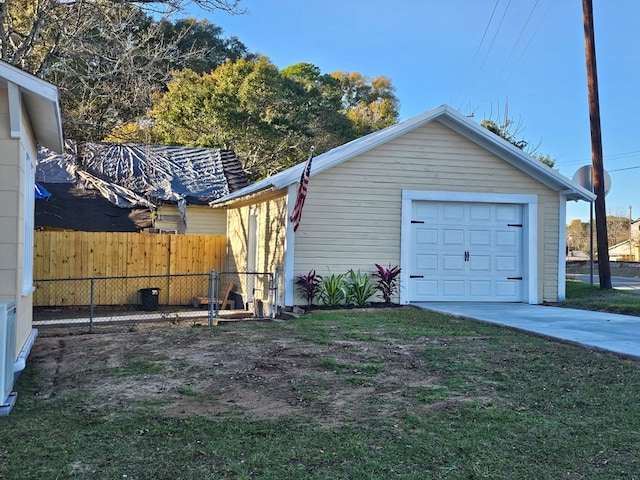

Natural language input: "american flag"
[289,147,314,232]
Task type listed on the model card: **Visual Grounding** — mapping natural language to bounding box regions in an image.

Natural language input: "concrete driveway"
[416,302,640,360]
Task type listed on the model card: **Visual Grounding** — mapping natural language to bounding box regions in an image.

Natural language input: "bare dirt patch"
[29,311,450,426]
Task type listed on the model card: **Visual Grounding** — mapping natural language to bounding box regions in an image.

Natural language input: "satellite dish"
[572,165,611,196]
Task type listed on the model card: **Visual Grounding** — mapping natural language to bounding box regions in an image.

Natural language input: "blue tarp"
[35,182,51,199]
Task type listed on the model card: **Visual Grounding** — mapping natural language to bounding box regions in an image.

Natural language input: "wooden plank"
[32,231,226,307]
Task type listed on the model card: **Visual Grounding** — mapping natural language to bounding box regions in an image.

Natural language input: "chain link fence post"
[208,270,215,327]
[89,278,95,333]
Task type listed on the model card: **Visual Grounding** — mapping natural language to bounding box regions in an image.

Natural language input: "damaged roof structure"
[36,140,248,232]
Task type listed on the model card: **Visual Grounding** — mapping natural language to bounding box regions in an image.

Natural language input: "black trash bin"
[139,288,160,311]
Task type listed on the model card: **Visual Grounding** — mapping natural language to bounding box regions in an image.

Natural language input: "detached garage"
[212,105,594,310]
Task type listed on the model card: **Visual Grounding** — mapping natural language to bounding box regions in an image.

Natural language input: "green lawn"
[2,303,640,479]
[561,279,640,316]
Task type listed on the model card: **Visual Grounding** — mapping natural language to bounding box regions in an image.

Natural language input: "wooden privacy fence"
[33,232,226,307]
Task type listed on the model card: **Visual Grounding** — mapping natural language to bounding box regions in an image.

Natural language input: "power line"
[498,0,540,79]
[454,0,501,105]
[496,0,551,94]
[556,149,640,167]
[465,0,513,99]
[609,165,640,172]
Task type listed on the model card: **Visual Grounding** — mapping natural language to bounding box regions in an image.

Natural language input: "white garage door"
[409,201,524,302]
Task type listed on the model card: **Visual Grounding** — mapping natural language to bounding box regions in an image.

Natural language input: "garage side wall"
[225,192,288,309]
[292,120,560,304]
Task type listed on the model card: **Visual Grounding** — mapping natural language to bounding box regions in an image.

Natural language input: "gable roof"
[212,104,595,206]
[0,60,63,152]
[38,141,249,208]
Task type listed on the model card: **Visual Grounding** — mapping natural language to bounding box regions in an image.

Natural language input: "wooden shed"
[211,105,594,312]
[0,60,63,414]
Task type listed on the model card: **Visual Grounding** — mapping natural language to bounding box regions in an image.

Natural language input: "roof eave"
[436,112,595,203]
[0,61,64,153]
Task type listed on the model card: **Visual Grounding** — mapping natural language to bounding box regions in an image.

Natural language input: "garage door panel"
[443,228,465,246]
[469,255,491,272]
[495,255,518,272]
[415,279,438,296]
[442,255,465,271]
[469,280,492,297]
[496,205,521,222]
[414,202,438,220]
[409,201,524,302]
[443,204,464,221]
[496,230,519,247]
[469,229,491,246]
[495,280,520,297]
[416,253,438,270]
[469,204,492,222]
[442,280,465,296]
[415,228,438,245]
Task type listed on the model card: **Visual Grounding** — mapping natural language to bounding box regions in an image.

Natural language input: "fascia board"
[0,61,64,153]
[437,113,595,202]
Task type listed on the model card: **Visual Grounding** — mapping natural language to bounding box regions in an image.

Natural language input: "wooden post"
[582,0,612,289]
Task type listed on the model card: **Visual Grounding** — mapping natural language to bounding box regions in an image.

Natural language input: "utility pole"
[582,0,612,289]
[630,205,633,259]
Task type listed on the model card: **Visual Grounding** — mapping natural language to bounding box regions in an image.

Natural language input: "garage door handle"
[507,277,523,280]
[410,275,424,278]
[464,251,469,262]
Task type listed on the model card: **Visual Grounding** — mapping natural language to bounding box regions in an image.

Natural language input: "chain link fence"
[33,270,278,331]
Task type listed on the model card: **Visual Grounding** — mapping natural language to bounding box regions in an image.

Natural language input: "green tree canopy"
[119,59,399,181]
[480,116,555,168]
[330,71,400,136]
[0,0,247,140]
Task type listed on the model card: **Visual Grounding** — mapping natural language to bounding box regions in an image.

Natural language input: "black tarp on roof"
[36,141,248,232]
[38,140,248,206]
[36,183,152,232]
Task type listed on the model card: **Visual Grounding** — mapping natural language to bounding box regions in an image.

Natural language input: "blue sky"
[198,0,640,223]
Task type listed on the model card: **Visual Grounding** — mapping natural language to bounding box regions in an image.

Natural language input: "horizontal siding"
[542,197,560,302]
[294,121,560,300]
[157,205,226,235]
[226,192,287,309]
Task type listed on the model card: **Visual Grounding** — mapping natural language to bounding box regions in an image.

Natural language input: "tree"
[480,117,556,168]
[133,58,357,180]
[566,212,631,256]
[0,0,246,140]
[330,71,400,136]
[566,219,590,253]
[125,59,398,180]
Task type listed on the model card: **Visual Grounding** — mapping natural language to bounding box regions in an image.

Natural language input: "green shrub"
[344,269,378,307]
[317,273,346,306]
